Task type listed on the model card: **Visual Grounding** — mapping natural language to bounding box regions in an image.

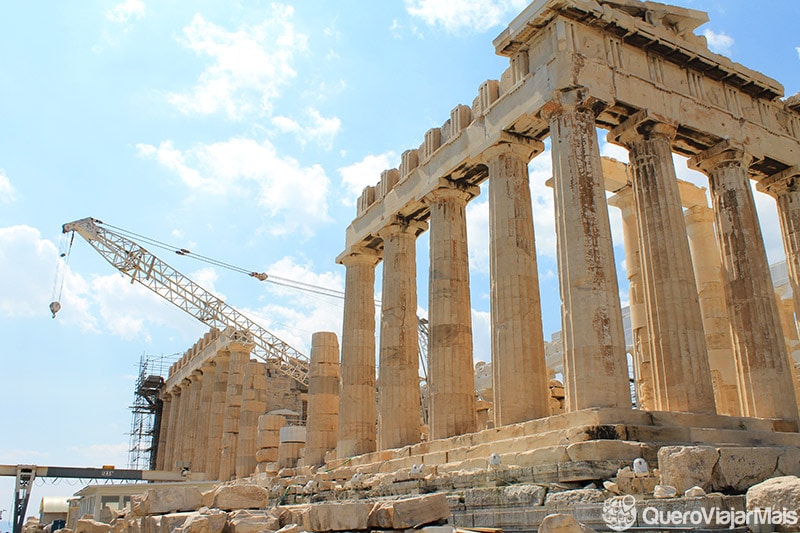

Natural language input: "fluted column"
[175,378,193,467]
[426,183,478,440]
[305,332,341,465]
[205,351,229,480]
[236,361,268,477]
[684,204,740,416]
[609,111,715,414]
[193,362,216,474]
[378,219,425,450]
[758,166,800,336]
[484,139,550,425]
[545,88,630,410]
[608,186,654,410]
[219,342,249,480]
[337,248,381,458]
[184,371,203,470]
[690,141,798,420]
[163,386,181,470]
[155,392,172,471]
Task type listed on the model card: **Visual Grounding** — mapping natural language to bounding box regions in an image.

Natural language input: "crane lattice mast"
[61,217,310,386]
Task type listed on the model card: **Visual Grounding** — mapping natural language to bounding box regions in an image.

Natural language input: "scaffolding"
[127,352,180,470]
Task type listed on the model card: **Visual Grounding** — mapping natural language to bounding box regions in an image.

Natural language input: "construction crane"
[56,217,311,386]
[54,217,431,387]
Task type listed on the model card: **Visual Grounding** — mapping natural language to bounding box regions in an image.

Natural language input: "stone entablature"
[341,0,799,258]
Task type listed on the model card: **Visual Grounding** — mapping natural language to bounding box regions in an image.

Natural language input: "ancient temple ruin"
[137,0,800,530]
[336,0,800,459]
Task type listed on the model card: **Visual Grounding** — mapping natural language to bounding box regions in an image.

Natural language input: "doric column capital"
[607,110,677,148]
[756,165,800,198]
[423,180,480,206]
[338,245,382,267]
[540,86,608,121]
[481,134,544,163]
[607,184,635,213]
[688,140,753,175]
[683,204,714,226]
[377,217,427,241]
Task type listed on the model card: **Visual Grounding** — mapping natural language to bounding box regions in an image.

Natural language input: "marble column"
[184,371,203,470]
[609,111,716,414]
[205,351,230,480]
[758,166,800,336]
[546,88,631,410]
[163,386,181,470]
[378,219,425,450]
[337,248,381,458]
[426,183,478,440]
[690,141,798,420]
[193,362,216,474]
[305,331,341,465]
[219,342,249,480]
[683,204,740,416]
[484,139,550,425]
[236,361,268,477]
[155,392,172,471]
[608,186,654,410]
[175,378,193,467]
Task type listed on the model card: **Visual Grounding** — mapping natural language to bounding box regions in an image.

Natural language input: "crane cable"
[100,222,349,301]
[49,232,75,318]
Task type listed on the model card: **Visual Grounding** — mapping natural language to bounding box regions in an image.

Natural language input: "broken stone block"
[131,487,203,516]
[210,484,269,511]
[653,485,677,499]
[684,486,706,498]
[615,467,659,495]
[301,501,371,532]
[368,493,450,529]
[539,513,596,533]
[544,489,606,507]
[173,512,226,533]
[226,509,280,533]
[657,445,719,493]
[277,505,310,528]
[714,447,781,492]
[75,519,111,533]
[746,475,800,514]
[777,447,800,477]
[464,485,545,507]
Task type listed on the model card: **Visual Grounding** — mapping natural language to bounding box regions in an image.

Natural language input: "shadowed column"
[609,111,715,414]
[691,142,798,420]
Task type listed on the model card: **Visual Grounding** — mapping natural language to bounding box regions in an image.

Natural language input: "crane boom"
[62,217,309,386]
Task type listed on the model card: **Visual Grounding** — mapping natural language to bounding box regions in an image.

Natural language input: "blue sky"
[1,0,799,522]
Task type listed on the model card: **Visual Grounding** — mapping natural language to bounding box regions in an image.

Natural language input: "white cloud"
[244,256,345,354]
[168,7,307,120]
[272,108,341,149]
[106,0,145,24]
[796,47,800,60]
[405,0,528,33]
[529,150,558,259]
[0,169,16,204]
[0,225,87,320]
[337,152,397,206]
[703,29,734,56]
[136,137,331,237]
